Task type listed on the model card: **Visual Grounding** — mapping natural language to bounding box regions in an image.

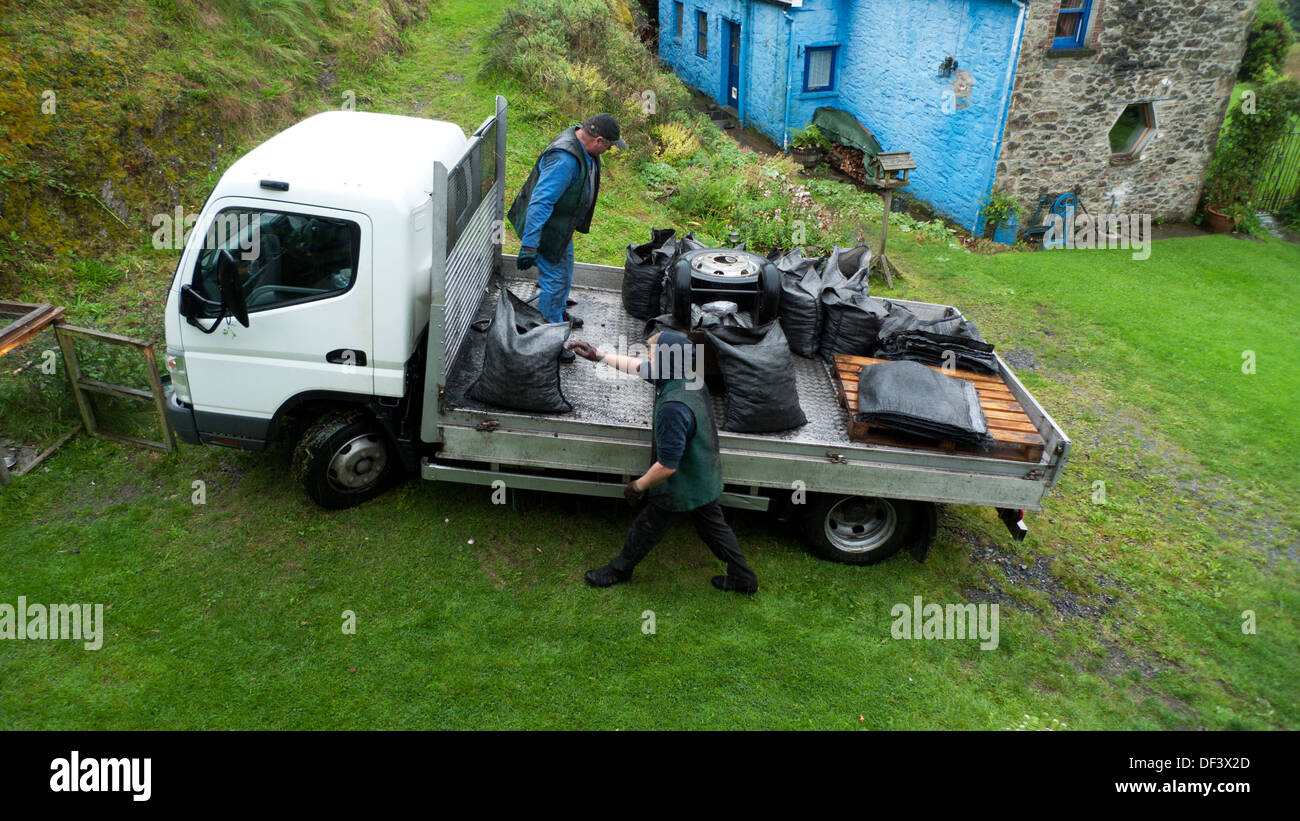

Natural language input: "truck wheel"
[292,409,398,509]
[803,494,914,565]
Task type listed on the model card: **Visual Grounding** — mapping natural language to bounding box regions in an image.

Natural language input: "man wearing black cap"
[566,332,760,594]
[508,114,626,362]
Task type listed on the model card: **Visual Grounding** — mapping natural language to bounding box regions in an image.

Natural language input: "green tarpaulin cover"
[812,107,882,159]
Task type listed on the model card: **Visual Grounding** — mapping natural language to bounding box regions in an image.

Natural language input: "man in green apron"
[567,332,759,594]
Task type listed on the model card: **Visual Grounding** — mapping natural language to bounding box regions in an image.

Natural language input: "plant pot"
[1205,205,1236,234]
[977,215,998,241]
[790,147,823,169]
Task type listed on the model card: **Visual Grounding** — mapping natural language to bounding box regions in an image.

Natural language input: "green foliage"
[805,178,885,222]
[1278,192,1300,230]
[0,0,432,278]
[636,160,681,193]
[980,190,1022,226]
[787,123,832,151]
[1205,74,1300,209]
[1240,0,1298,81]
[894,215,955,243]
[481,0,687,145]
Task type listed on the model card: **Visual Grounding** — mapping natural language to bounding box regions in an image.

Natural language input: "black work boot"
[585,564,631,588]
[563,311,584,329]
[711,575,758,595]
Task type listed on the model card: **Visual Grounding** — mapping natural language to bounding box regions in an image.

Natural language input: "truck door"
[177,199,374,431]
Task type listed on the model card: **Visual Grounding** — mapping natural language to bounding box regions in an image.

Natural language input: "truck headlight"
[165,349,191,404]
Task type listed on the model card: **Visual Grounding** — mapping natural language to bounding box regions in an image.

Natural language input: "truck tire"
[803,494,916,565]
[292,409,398,509]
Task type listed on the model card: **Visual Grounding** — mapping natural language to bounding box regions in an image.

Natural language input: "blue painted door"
[724,20,740,109]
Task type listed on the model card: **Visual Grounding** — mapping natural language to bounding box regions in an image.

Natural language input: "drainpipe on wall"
[780,9,795,150]
[983,0,1027,229]
[741,0,753,126]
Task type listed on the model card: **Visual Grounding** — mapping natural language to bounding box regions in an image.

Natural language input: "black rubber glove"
[568,341,601,362]
[623,479,644,505]
[517,247,539,271]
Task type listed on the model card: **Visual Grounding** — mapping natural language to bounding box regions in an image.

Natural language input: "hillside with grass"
[0,0,433,292]
[1,0,1297,730]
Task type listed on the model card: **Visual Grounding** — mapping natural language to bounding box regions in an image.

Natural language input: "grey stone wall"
[994,0,1259,223]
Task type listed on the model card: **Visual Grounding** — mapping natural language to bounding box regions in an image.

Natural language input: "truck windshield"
[191,208,361,314]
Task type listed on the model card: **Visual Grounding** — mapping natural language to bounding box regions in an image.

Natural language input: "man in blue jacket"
[508,114,625,362]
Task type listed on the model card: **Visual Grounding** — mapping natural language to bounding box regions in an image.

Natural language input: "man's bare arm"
[633,462,676,491]
[568,340,642,375]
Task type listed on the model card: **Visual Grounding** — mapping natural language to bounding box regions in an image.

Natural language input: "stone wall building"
[994,0,1260,225]
[659,0,1260,231]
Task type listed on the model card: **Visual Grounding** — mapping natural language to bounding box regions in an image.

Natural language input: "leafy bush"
[481,0,687,144]
[980,190,1022,226]
[895,216,954,243]
[805,179,885,222]
[1239,0,1298,81]
[787,123,832,151]
[637,160,681,193]
[1278,193,1300,230]
[1205,74,1300,211]
[651,120,702,162]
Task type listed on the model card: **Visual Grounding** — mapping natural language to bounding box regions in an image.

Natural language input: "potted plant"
[979,190,1022,243]
[787,124,830,169]
[1202,170,1241,233]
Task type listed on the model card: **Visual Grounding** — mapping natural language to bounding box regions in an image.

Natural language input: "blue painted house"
[659,0,1027,231]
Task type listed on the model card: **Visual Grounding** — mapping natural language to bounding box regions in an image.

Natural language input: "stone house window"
[804,46,838,92]
[696,10,708,58]
[1108,102,1156,163]
[1053,0,1094,50]
[674,2,683,41]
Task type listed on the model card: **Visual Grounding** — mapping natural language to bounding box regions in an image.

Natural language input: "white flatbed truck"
[162,98,1071,565]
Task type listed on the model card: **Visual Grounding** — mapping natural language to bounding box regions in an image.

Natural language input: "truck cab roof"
[218,110,469,212]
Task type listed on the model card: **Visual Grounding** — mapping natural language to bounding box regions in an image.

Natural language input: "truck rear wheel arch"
[801,494,937,565]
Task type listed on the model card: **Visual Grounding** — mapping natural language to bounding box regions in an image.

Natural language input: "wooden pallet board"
[0,301,66,357]
[833,354,1046,462]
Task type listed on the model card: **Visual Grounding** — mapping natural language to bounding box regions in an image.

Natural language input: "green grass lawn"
[2,0,1297,730]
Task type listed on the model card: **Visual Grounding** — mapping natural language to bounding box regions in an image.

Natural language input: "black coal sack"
[622,228,677,319]
[705,321,808,433]
[468,287,572,413]
[771,248,825,359]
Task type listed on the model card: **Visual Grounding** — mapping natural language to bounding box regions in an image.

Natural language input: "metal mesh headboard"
[423,96,506,444]
[443,188,498,370]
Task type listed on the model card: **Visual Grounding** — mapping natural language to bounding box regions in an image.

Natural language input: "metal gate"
[1254,129,1300,213]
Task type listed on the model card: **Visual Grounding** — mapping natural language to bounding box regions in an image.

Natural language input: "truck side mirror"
[217,249,250,328]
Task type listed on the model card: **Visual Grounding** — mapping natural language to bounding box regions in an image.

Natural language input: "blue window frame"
[674,2,683,41]
[1052,0,1093,49]
[804,46,838,92]
[696,10,708,58]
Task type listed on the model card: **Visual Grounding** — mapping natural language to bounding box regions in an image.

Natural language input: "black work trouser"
[611,499,757,585]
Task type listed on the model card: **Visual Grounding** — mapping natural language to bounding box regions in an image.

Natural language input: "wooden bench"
[832,354,1046,462]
